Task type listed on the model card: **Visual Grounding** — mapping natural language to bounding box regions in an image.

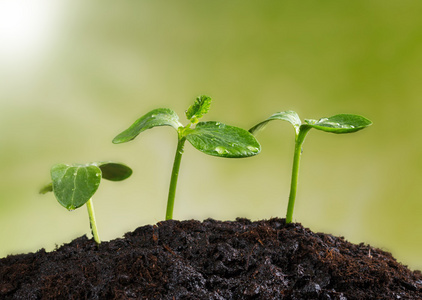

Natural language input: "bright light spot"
[0,0,64,67]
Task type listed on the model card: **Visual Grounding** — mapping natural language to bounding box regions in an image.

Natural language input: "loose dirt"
[1,218,421,299]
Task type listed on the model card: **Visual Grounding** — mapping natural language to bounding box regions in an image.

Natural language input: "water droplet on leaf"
[246,146,259,152]
[215,146,228,154]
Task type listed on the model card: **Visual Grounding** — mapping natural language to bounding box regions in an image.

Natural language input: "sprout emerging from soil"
[249,111,372,224]
[40,162,132,244]
[112,95,261,220]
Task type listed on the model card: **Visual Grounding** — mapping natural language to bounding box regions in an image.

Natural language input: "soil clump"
[1,218,421,299]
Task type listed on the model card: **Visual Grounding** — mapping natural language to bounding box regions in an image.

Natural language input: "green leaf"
[51,164,101,210]
[113,108,183,144]
[94,162,133,181]
[185,121,261,158]
[249,111,302,135]
[304,114,372,133]
[39,183,53,194]
[185,95,212,123]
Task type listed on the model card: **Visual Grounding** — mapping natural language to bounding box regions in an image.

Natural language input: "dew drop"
[247,145,259,152]
[215,146,228,154]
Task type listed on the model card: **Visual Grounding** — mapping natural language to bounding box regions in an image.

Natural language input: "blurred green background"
[1,1,421,270]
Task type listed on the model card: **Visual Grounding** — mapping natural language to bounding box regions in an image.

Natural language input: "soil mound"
[1,218,421,299]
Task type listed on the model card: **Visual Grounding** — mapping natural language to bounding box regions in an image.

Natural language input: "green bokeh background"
[1,1,421,270]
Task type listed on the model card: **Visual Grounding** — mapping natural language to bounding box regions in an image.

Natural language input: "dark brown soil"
[1,218,421,299]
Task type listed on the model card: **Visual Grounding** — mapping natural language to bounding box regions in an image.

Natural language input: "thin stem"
[166,136,187,220]
[86,198,101,244]
[286,127,311,224]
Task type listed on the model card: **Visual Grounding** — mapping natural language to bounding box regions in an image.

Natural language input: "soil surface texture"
[1,218,421,299]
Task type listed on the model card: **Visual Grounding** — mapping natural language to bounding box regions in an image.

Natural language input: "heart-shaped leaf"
[304,114,372,133]
[94,162,133,181]
[185,95,212,123]
[249,111,302,135]
[51,164,102,210]
[186,121,261,158]
[113,108,183,144]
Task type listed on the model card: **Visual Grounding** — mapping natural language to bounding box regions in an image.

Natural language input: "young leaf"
[249,111,302,135]
[94,162,133,181]
[113,108,183,144]
[186,121,261,158]
[51,164,101,210]
[185,95,212,123]
[304,114,372,133]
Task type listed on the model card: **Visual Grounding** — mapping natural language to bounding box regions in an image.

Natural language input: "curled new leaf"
[186,121,261,158]
[113,108,183,144]
[185,95,212,123]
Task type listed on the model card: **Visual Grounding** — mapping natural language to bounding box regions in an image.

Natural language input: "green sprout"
[249,111,372,224]
[40,162,132,244]
[112,95,261,220]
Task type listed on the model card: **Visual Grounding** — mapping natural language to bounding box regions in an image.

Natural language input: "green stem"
[166,136,187,220]
[86,198,101,244]
[286,127,311,224]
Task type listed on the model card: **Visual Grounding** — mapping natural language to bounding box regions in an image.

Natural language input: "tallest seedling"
[249,111,372,224]
[113,96,261,220]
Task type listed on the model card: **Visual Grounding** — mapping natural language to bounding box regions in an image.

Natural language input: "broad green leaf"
[185,95,212,123]
[113,108,183,144]
[186,121,261,158]
[94,162,133,181]
[304,114,372,133]
[51,164,101,210]
[249,111,302,135]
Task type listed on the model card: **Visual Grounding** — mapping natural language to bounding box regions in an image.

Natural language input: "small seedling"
[40,162,132,244]
[249,111,372,224]
[112,95,261,220]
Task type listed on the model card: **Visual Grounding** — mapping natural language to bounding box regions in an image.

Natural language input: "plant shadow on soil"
[1,218,421,299]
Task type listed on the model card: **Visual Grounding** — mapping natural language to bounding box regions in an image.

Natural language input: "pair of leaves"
[41,162,132,210]
[249,111,372,136]
[113,97,261,158]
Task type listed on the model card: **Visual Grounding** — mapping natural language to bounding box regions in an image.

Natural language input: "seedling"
[112,95,261,220]
[40,162,132,244]
[249,111,372,224]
